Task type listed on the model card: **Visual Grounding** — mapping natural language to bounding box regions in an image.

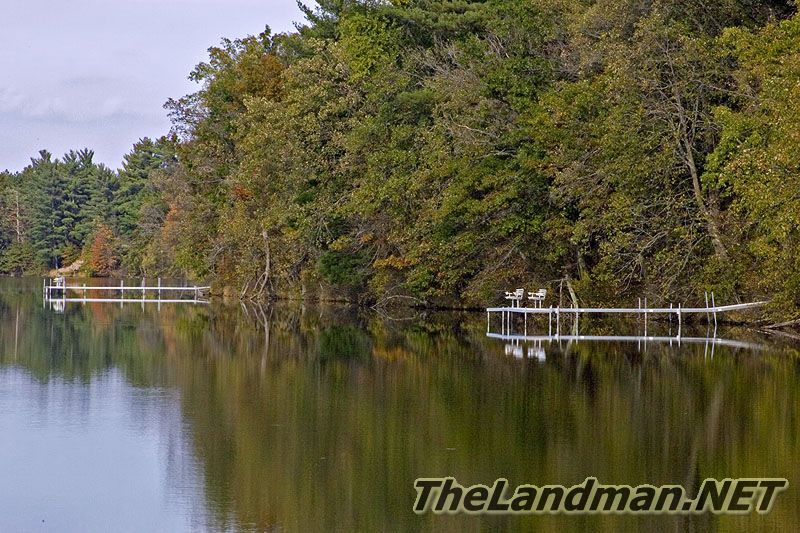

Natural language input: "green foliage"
[707,16,800,310]
[114,138,168,237]
[1,149,123,275]
[6,0,800,316]
[319,250,368,286]
[0,241,37,275]
[145,0,800,310]
[338,13,401,81]
[318,325,372,362]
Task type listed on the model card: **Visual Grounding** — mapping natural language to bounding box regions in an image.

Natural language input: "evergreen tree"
[26,151,69,268]
[114,137,172,239]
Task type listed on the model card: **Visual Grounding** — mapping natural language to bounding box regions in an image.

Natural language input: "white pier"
[43,277,211,309]
[493,333,762,363]
[489,333,763,351]
[487,292,768,338]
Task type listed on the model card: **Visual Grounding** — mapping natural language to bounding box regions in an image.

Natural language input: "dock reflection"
[491,331,764,361]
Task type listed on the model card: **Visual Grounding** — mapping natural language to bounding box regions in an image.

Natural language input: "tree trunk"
[682,135,728,259]
[564,277,579,308]
[262,230,272,298]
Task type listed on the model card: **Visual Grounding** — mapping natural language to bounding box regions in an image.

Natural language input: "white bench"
[528,288,547,308]
[504,288,525,308]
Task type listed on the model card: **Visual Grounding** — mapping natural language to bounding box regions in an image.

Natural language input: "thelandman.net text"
[413,477,788,515]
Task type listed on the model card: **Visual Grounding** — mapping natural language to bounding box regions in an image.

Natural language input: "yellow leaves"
[329,236,352,252]
[373,255,417,270]
[371,345,413,362]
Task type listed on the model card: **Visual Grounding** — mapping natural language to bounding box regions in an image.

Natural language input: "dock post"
[158,277,162,299]
[678,303,682,336]
[556,308,560,336]
[120,279,124,299]
[548,307,552,336]
[83,283,86,299]
[711,292,717,327]
[142,277,145,300]
[486,310,490,334]
[704,292,711,324]
[524,310,527,336]
[644,297,648,332]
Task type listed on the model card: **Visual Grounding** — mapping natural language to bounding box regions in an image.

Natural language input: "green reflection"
[1,278,799,531]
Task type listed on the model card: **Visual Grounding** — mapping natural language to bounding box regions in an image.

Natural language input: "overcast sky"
[0,0,307,172]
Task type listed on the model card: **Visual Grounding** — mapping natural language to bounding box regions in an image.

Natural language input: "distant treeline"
[2,1,800,314]
[0,141,176,277]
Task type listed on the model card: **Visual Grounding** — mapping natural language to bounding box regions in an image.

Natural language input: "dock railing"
[43,277,211,308]
[487,291,767,338]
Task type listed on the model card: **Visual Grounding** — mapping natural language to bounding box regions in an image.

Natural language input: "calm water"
[0,278,798,532]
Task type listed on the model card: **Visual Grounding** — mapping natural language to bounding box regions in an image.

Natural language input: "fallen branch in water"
[763,317,800,330]
[372,294,428,310]
[759,328,800,341]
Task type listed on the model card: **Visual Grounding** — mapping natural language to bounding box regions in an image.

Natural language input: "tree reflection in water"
[0,278,798,532]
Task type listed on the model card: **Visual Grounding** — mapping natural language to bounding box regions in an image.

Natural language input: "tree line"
[0,139,177,276]
[2,0,800,314]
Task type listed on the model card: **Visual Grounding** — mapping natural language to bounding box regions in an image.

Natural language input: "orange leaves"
[231,184,253,201]
[88,224,120,276]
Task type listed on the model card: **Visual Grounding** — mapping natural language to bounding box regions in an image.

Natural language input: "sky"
[0,0,308,172]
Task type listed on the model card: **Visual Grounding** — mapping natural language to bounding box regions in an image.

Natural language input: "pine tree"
[113,137,172,239]
[26,151,69,268]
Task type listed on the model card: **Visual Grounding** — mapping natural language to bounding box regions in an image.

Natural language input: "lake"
[0,278,798,531]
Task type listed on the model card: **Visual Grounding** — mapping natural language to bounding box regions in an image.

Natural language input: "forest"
[2,0,800,314]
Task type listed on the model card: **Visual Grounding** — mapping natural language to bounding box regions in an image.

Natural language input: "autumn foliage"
[5,2,800,317]
[89,224,120,276]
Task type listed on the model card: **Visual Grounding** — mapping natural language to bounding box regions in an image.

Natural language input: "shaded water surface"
[0,278,798,531]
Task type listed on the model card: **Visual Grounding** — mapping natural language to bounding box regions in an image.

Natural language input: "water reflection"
[0,368,207,531]
[0,279,799,531]
[496,334,765,363]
